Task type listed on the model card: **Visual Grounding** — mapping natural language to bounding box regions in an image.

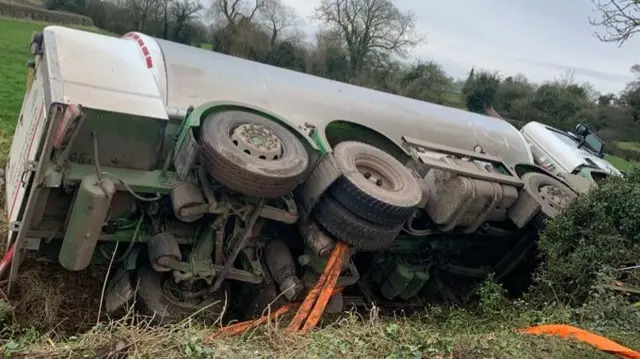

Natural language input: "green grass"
[615,141,640,152]
[0,17,112,135]
[605,154,636,171]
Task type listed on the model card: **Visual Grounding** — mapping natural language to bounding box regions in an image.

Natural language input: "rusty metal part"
[299,220,335,257]
[230,123,283,160]
[212,198,266,291]
[265,239,303,301]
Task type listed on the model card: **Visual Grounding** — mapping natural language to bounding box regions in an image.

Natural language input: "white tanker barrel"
[123,33,533,167]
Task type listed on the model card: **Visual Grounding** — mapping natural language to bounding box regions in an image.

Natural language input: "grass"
[0,16,639,359]
[615,141,640,152]
[605,154,636,171]
[0,17,112,135]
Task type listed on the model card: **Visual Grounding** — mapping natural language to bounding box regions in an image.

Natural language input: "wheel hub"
[358,165,390,189]
[231,124,283,160]
[539,185,572,210]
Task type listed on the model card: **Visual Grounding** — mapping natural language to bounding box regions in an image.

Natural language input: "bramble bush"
[532,167,640,306]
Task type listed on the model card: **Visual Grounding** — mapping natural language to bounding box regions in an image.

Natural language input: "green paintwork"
[311,128,330,154]
[173,101,321,164]
[59,164,197,194]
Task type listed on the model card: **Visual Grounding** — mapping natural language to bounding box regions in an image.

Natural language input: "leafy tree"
[400,61,454,105]
[462,70,500,114]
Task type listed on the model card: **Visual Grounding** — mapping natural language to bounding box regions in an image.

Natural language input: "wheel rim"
[354,155,402,191]
[538,185,572,211]
[230,123,283,160]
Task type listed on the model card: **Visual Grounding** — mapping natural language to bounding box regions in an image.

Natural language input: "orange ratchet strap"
[206,241,348,340]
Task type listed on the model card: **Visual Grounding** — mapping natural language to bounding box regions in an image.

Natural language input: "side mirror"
[575,123,588,136]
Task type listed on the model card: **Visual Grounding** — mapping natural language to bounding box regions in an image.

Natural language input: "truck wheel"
[199,110,309,198]
[135,265,227,324]
[313,195,400,251]
[522,172,578,229]
[329,141,422,226]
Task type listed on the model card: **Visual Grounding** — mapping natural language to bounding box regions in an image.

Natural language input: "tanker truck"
[2,25,583,323]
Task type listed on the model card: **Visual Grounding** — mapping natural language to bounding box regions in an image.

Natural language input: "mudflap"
[295,153,342,222]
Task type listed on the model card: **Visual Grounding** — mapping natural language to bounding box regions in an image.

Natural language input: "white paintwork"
[6,64,47,245]
[521,121,621,176]
[42,26,168,121]
[122,32,534,168]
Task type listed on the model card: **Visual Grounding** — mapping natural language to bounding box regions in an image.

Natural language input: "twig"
[97,241,120,326]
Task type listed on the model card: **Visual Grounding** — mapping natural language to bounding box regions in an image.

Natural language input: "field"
[0,17,639,358]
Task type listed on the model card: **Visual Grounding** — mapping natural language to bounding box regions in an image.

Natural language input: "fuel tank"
[126,30,534,167]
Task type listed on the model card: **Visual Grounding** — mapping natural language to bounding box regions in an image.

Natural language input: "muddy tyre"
[199,110,309,198]
[135,265,227,324]
[313,195,400,251]
[521,172,578,225]
[329,141,422,226]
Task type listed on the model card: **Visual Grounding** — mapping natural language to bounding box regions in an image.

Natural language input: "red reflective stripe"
[126,33,153,69]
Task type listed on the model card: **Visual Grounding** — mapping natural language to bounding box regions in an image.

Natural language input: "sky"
[281,0,640,95]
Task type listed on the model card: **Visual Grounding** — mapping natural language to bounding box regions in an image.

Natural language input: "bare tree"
[210,0,264,26]
[158,0,174,38]
[258,0,302,47]
[126,0,160,31]
[313,0,424,77]
[590,0,640,45]
[172,0,203,40]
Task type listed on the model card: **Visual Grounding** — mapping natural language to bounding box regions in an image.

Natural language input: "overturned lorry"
[3,26,584,322]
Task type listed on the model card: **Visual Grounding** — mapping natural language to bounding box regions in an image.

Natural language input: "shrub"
[532,168,640,305]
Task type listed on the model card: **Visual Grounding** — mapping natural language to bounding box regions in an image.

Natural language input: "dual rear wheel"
[313,141,424,251]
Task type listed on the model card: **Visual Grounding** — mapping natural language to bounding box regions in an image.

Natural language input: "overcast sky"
[281,0,640,94]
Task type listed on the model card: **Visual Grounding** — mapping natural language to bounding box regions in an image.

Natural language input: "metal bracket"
[9,222,21,232]
[20,161,38,188]
[401,136,523,187]
[23,161,38,172]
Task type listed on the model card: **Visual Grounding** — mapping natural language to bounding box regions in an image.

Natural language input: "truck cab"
[520,121,621,182]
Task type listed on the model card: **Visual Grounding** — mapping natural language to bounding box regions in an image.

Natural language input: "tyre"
[135,264,227,324]
[199,110,309,198]
[521,172,578,221]
[328,141,422,226]
[313,195,401,251]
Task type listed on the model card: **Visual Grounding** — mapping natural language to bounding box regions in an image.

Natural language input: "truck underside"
[2,28,584,325]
